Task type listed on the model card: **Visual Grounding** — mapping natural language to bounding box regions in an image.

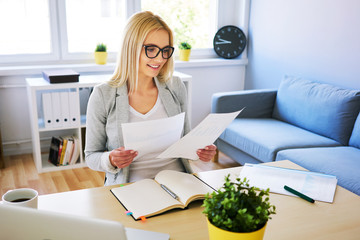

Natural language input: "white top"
[128,95,185,182]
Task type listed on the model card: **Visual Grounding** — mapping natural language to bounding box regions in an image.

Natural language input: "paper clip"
[140,216,146,222]
[125,210,132,216]
[120,184,125,187]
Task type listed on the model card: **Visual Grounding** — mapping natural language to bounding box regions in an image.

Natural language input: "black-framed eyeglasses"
[143,45,174,59]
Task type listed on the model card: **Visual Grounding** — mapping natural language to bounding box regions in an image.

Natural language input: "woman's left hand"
[196,144,217,162]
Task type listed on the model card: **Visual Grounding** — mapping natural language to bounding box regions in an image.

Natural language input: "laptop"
[0,204,170,240]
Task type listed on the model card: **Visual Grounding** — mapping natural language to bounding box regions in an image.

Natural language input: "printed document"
[122,112,185,161]
[239,163,337,203]
[157,110,242,160]
[121,110,242,161]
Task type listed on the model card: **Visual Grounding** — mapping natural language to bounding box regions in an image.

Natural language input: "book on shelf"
[62,136,74,165]
[110,170,214,220]
[48,135,80,166]
[69,136,80,165]
[57,137,64,165]
[59,137,68,165]
[48,136,62,166]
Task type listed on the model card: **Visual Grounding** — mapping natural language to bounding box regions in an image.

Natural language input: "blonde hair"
[109,11,174,92]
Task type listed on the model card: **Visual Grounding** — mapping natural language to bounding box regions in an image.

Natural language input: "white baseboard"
[2,140,49,156]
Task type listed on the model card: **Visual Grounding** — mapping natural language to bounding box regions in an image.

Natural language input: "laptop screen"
[0,204,169,240]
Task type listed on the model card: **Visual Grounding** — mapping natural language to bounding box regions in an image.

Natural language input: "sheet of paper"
[239,163,338,203]
[121,113,185,161]
[157,110,243,160]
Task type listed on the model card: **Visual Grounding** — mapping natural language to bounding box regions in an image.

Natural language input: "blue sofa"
[211,76,360,195]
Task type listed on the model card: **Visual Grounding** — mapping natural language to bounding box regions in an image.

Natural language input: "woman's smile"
[147,64,161,69]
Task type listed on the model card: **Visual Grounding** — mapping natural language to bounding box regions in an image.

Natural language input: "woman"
[85,11,216,185]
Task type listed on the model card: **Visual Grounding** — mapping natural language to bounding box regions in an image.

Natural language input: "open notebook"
[111,170,214,220]
[0,204,169,240]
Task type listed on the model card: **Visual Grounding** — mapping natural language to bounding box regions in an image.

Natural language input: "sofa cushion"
[272,76,360,145]
[276,147,360,196]
[349,113,360,148]
[219,118,340,163]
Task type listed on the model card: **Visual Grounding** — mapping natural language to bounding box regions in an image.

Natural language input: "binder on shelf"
[68,91,80,127]
[79,87,93,116]
[51,92,62,128]
[60,92,71,127]
[42,92,53,128]
[79,88,92,125]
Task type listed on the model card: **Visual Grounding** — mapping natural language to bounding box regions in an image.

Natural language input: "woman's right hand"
[109,147,138,168]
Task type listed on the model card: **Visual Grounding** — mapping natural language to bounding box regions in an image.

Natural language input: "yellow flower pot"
[179,49,191,61]
[207,218,267,240]
[94,52,108,65]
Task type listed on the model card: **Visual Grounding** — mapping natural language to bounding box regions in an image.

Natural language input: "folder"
[60,92,71,127]
[51,92,62,128]
[68,92,80,127]
[42,92,53,128]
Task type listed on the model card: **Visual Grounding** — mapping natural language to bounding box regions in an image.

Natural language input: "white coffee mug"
[2,188,38,209]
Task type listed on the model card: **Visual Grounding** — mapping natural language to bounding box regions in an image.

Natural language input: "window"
[141,0,217,49]
[0,0,51,55]
[64,0,126,53]
[0,0,247,65]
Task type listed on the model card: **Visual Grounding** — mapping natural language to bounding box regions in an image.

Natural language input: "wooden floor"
[0,152,240,197]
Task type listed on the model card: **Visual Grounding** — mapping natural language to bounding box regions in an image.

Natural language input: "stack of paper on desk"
[239,163,338,203]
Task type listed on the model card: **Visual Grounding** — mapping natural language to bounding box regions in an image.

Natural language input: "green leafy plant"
[202,175,276,233]
[178,42,192,50]
[95,43,107,52]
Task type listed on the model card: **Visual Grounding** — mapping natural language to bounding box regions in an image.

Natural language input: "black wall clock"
[213,25,247,59]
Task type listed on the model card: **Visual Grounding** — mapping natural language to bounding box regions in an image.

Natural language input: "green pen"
[284,185,315,203]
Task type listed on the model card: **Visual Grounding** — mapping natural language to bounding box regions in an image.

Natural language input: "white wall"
[245,0,360,90]
[175,61,246,127]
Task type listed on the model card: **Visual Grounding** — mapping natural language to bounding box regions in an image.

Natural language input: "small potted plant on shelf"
[94,43,107,65]
[178,42,192,61]
[202,174,276,240]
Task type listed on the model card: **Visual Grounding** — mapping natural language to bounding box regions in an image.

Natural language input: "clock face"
[213,25,247,59]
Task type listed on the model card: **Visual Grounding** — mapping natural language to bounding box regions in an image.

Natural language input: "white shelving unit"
[26,72,192,173]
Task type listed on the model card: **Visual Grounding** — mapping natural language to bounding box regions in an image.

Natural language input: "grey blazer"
[84,76,193,185]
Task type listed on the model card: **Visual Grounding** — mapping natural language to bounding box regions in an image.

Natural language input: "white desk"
[38,160,360,239]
